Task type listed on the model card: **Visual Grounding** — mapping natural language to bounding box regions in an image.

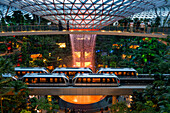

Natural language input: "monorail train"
[97,68,138,78]
[72,73,120,86]
[15,67,49,78]
[22,73,69,86]
[52,67,93,80]
[2,73,17,81]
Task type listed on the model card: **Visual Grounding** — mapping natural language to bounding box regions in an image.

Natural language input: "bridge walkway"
[0,25,168,38]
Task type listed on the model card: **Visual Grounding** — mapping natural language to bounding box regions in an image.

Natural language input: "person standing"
[67,20,69,31]
[147,21,151,33]
[130,20,134,32]
[140,21,145,33]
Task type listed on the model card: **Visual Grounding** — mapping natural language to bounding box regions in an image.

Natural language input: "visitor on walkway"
[140,21,145,33]
[136,20,140,32]
[147,21,151,33]
[67,20,69,31]
[129,20,134,32]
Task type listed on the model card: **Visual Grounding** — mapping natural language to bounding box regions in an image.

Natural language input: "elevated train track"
[28,85,146,95]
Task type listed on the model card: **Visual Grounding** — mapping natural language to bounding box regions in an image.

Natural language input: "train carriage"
[52,67,93,81]
[97,68,138,78]
[15,67,49,78]
[23,73,69,86]
[72,73,120,87]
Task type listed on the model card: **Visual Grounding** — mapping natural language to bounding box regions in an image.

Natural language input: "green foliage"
[0,57,29,113]
[20,109,31,113]
[29,97,59,113]
[110,101,129,113]
[96,36,169,74]
[0,57,14,96]
[130,74,170,113]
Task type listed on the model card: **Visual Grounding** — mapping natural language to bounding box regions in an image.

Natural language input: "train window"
[114,72,117,75]
[110,72,113,74]
[102,78,106,83]
[107,72,109,74]
[54,78,58,82]
[22,71,26,75]
[76,78,81,83]
[27,71,29,73]
[64,72,67,75]
[131,72,134,76]
[127,72,130,75]
[123,72,126,75]
[31,71,34,73]
[107,78,111,83]
[92,78,101,83]
[83,78,86,83]
[17,71,20,75]
[39,71,42,73]
[118,72,122,76]
[25,78,28,82]
[50,78,53,82]
[87,78,91,83]
[112,78,115,83]
[68,72,76,76]
[59,78,64,83]
[81,72,84,74]
[40,78,46,82]
[34,78,38,83]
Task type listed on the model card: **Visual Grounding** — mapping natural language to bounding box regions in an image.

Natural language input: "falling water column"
[70,34,96,71]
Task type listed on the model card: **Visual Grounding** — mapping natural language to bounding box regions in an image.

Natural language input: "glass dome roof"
[0,0,169,29]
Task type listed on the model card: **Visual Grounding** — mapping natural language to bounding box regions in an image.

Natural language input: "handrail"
[0,25,169,35]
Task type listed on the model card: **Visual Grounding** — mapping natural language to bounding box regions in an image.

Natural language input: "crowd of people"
[114,20,152,33]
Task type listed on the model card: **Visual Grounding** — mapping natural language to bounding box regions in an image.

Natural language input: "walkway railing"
[0,25,169,35]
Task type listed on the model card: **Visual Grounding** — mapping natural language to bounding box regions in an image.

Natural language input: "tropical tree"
[29,97,59,113]
[0,57,14,96]
[2,80,29,113]
[130,73,170,113]
[110,101,129,113]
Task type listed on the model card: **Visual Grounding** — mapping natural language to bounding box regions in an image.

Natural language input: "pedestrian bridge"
[28,85,146,95]
[0,25,168,38]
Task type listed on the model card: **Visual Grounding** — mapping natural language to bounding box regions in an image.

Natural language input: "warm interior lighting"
[76,62,81,67]
[30,54,42,60]
[56,43,66,48]
[85,62,91,67]
[74,52,81,58]
[122,54,131,59]
[69,29,99,31]
[85,52,91,58]
[59,95,105,104]
[129,45,139,49]
[117,30,122,33]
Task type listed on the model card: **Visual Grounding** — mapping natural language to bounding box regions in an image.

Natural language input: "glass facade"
[0,0,169,29]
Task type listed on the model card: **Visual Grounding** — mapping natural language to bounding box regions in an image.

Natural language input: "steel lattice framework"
[0,0,169,30]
